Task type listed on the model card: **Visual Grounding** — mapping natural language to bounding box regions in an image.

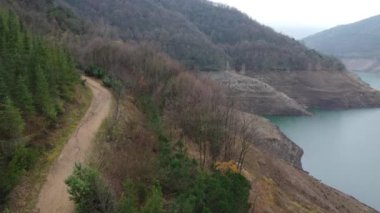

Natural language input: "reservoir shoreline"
[270,71,380,210]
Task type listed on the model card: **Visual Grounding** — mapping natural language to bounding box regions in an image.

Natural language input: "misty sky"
[210,0,380,38]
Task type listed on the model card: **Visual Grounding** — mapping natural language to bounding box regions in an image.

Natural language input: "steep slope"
[205,71,309,116]
[0,9,81,207]
[2,1,379,211]
[250,70,380,110]
[156,0,344,72]
[7,0,379,114]
[303,15,380,71]
[58,0,343,72]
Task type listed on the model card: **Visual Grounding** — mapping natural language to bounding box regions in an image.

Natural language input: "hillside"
[53,0,380,113]
[0,9,81,208]
[303,15,380,71]
[57,0,344,72]
[1,0,379,212]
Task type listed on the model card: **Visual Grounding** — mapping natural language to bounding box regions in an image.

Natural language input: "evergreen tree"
[0,75,8,103]
[33,66,56,119]
[0,98,24,140]
[0,9,79,205]
[13,75,34,116]
[141,185,164,213]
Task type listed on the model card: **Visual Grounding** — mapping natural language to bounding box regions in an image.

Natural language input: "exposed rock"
[250,70,380,110]
[204,71,310,116]
[236,111,303,169]
[244,145,377,212]
[342,58,380,72]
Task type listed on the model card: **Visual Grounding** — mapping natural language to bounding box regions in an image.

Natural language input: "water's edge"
[268,71,380,210]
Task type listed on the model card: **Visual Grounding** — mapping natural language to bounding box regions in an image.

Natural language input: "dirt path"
[35,77,113,213]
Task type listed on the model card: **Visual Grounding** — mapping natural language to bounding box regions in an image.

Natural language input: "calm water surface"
[270,72,380,210]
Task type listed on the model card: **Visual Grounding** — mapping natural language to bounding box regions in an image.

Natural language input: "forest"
[60,0,344,72]
[65,44,253,212]
[0,9,79,205]
[0,1,254,212]
[0,0,369,212]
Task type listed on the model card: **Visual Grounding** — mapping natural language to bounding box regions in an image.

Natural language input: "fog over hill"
[304,15,380,71]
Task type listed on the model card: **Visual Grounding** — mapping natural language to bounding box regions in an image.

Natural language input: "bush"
[159,140,198,194]
[0,99,25,140]
[0,144,38,204]
[141,185,164,213]
[175,171,250,213]
[102,75,112,88]
[85,65,107,79]
[65,163,116,213]
[118,179,149,212]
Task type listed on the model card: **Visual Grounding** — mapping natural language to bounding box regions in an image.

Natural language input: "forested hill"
[303,15,380,58]
[0,9,79,204]
[57,0,344,72]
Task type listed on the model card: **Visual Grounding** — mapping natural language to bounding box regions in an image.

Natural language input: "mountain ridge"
[57,0,344,72]
[303,14,380,71]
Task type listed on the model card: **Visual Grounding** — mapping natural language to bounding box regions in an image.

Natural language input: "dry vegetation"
[1,0,378,212]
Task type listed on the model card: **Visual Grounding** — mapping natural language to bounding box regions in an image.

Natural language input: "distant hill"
[303,15,380,71]
[57,0,343,72]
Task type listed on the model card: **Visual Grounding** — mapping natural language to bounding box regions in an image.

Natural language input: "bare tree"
[237,116,258,172]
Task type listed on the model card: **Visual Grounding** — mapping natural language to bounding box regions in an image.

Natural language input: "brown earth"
[236,111,303,169]
[244,143,377,212]
[35,77,112,213]
[232,110,377,212]
[342,58,380,72]
[204,71,310,116]
[251,70,380,110]
[184,107,377,212]
[202,69,379,211]
[208,70,380,116]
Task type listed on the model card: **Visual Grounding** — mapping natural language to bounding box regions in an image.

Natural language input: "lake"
[270,72,380,210]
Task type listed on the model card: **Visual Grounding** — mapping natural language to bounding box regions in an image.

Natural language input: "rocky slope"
[251,70,380,110]
[244,143,377,212]
[207,70,380,114]
[341,58,380,72]
[205,71,309,115]
[237,111,303,169]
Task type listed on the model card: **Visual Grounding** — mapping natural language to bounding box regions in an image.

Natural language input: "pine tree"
[0,98,24,140]
[13,75,34,116]
[33,66,56,120]
[141,185,164,213]
[0,75,8,104]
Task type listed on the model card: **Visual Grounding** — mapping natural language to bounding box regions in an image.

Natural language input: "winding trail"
[35,77,113,213]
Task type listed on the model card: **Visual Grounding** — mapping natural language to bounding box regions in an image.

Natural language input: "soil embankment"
[251,70,380,110]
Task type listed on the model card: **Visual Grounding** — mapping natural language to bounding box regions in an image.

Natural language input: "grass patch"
[6,83,93,212]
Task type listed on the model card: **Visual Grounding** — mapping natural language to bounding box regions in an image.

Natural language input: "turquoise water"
[270,72,380,210]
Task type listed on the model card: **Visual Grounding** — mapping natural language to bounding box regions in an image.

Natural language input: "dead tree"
[237,117,258,172]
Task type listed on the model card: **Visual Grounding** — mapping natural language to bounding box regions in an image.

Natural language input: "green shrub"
[174,171,250,213]
[85,65,107,79]
[141,185,164,213]
[102,75,113,88]
[118,179,148,212]
[159,140,198,194]
[65,163,116,213]
[0,144,38,204]
[0,99,25,140]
